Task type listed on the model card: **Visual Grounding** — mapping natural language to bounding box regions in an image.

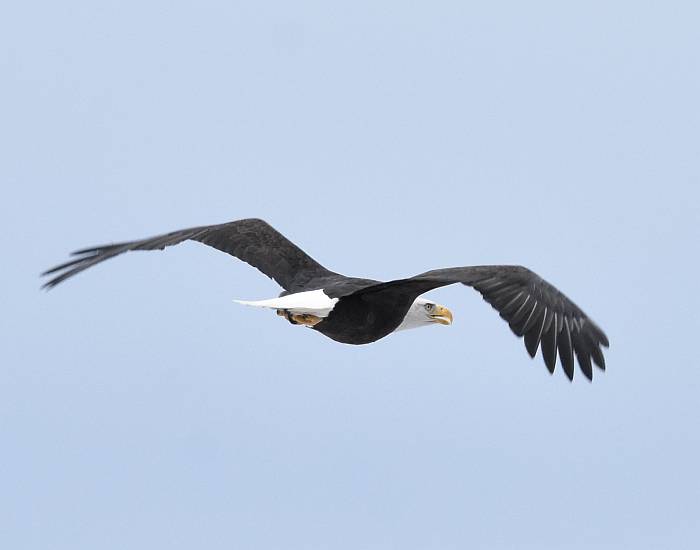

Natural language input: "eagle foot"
[276,309,322,327]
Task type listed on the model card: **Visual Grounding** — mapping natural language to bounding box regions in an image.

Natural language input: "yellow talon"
[277,310,322,326]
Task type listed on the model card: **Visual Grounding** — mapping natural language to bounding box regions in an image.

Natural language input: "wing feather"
[541,313,559,374]
[558,317,575,380]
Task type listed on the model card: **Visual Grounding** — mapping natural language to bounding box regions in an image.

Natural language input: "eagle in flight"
[43,218,609,381]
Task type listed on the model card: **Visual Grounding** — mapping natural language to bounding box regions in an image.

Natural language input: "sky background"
[2,1,699,549]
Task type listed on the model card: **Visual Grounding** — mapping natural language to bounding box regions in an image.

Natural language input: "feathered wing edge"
[466,267,609,381]
[42,218,337,292]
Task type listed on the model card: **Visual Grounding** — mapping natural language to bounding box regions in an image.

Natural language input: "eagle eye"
[424,303,434,312]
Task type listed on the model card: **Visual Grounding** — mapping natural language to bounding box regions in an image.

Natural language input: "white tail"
[234,289,338,317]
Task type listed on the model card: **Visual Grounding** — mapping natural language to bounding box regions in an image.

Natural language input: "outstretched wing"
[356,266,609,381]
[42,218,337,292]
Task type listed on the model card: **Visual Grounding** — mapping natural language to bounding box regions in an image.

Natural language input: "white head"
[395,297,454,332]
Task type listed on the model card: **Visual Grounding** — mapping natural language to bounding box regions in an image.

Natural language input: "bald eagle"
[43,218,608,380]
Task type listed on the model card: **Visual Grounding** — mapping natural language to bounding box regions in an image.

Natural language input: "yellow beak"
[430,304,453,325]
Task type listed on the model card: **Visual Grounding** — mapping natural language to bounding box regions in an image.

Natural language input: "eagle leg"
[276,309,322,327]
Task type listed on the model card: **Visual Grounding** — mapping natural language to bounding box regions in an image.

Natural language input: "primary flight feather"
[43,218,609,381]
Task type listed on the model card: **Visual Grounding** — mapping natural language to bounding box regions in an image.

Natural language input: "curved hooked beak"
[430,304,453,326]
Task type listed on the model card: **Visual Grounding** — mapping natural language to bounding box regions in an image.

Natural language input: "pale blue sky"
[2,1,699,549]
